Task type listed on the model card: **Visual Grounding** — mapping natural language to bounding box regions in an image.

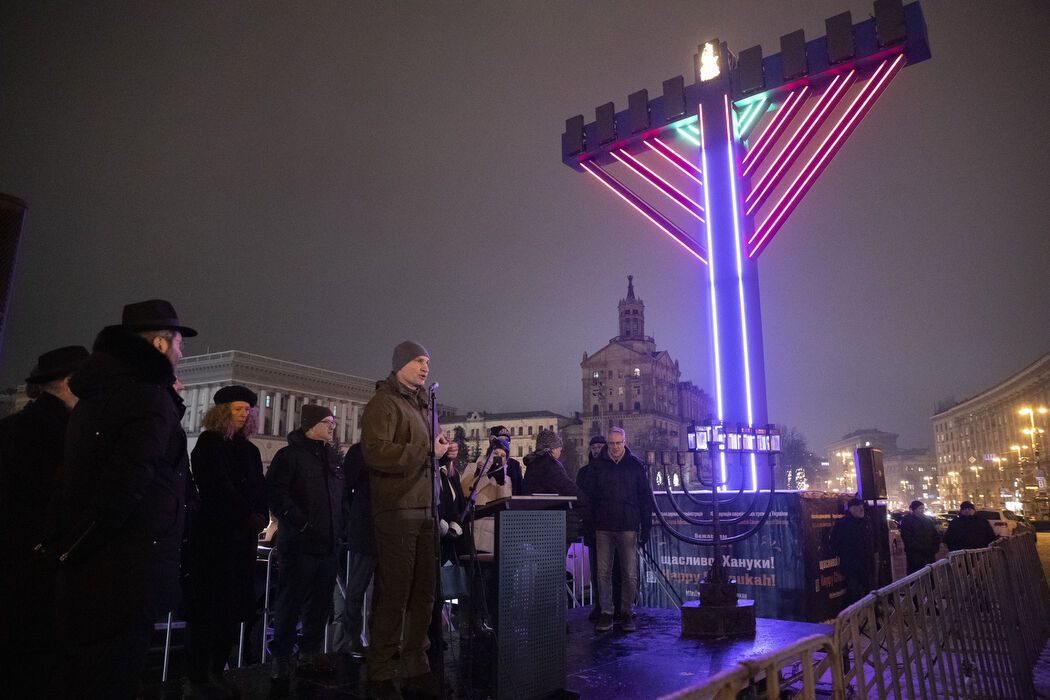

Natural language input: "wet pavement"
[144,607,831,698]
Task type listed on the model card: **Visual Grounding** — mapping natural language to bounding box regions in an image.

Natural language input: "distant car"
[1015,515,1036,533]
[932,514,953,533]
[975,509,1031,537]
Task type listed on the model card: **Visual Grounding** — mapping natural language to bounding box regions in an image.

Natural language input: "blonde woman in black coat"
[184,386,268,698]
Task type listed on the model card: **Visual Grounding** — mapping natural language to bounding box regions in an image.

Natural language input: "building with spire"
[575,276,712,453]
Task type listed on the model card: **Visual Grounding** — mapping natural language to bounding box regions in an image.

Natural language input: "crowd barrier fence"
[662,532,1049,700]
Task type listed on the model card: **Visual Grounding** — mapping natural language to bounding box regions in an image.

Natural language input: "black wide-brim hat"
[118,299,198,337]
[26,345,90,384]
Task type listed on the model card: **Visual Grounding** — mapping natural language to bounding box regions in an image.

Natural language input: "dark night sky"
[2,1,1048,452]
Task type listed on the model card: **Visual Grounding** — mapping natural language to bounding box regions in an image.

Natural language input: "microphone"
[429,382,439,393]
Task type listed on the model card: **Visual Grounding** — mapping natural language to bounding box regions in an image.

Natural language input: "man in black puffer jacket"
[582,427,651,633]
[49,300,195,700]
[267,404,348,684]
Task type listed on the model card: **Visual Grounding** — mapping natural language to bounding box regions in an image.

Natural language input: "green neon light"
[668,115,698,130]
[734,96,768,140]
[676,126,701,147]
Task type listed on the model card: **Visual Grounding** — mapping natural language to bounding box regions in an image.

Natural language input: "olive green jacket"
[360,373,434,514]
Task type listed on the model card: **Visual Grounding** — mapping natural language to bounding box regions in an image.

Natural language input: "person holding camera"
[459,436,513,553]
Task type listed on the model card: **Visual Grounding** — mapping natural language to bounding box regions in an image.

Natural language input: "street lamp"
[1019,406,1048,460]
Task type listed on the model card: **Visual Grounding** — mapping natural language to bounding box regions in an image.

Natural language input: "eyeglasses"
[321,419,337,427]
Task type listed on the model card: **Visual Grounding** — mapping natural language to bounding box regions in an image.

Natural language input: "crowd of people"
[829,496,1000,607]
[0,299,655,700]
[1,296,1009,700]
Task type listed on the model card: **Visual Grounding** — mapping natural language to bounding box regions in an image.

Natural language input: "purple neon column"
[698,89,768,489]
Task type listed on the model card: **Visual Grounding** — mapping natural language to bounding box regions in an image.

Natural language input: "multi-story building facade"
[440,410,575,463]
[579,276,713,452]
[932,352,1050,516]
[177,350,456,468]
[883,448,936,511]
[824,429,902,495]
[822,429,935,509]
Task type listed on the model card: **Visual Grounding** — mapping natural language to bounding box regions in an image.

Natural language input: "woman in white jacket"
[460,436,513,553]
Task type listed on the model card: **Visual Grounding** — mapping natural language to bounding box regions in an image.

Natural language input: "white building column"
[350,402,363,440]
[272,391,283,436]
[286,394,298,433]
[195,385,211,432]
[256,389,267,433]
[339,401,349,445]
[182,385,197,431]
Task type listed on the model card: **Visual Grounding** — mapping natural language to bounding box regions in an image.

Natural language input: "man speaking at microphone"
[361,341,448,699]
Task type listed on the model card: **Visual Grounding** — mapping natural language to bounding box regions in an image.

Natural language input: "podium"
[472,496,575,699]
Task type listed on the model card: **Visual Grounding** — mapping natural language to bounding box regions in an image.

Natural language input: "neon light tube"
[676,127,701,147]
[698,103,726,485]
[741,88,808,176]
[749,56,903,257]
[581,160,708,263]
[645,138,702,184]
[724,94,759,491]
[735,96,768,141]
[612,149,704,221]
[745,71,855,218]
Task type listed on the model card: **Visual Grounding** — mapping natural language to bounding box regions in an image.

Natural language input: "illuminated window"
[633,368,641,378]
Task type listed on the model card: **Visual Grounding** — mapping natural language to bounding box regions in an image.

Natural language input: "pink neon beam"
[581,160,708,263]
[644,138,703,185]
[744,71,855,217]
[612,149,704,221]
[748,55,905,258]
[741,88,808,177]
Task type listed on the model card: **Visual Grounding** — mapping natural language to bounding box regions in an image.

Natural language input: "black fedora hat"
[120,299,198,337]
[26,345,89,384]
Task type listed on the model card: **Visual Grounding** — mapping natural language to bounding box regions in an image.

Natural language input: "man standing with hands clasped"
[361,341,448,699]
[586,426,651,634]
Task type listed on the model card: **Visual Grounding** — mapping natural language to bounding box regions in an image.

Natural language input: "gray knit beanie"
[392,340,429,371]
[535,428,563,453]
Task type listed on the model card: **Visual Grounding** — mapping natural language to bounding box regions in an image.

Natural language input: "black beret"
[589,435,607,446]
[213,385,258,407]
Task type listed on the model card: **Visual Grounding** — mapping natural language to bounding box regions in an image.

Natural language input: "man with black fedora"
[0,345,87,697]
[48,299,196,699]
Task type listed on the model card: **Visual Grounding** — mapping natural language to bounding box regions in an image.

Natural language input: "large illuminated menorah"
[562,1,929,493]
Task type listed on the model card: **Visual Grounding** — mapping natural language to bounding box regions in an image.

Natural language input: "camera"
[492,456,503,468]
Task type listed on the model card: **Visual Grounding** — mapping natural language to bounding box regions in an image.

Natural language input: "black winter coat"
[944,514,997,551]
[828,513,875,585]
[582,447,651,539]
[267,429,348,555]
[50,327,190,643]
[523,451,588,543]
[900,512,941,566]
[184,430,267,622]
[506,456,524,496]
[343,443,375,556]
[438,462,466,564]
[575,459,600,546]
[0,391,70,651]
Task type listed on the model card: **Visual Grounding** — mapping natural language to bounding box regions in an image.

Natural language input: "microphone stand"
[428,383,444,697]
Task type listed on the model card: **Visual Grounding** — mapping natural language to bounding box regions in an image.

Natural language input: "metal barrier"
[659,634,841,700]
[661,532,1049,700]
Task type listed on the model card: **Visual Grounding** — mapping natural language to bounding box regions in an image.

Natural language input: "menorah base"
[680,599,756,638]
